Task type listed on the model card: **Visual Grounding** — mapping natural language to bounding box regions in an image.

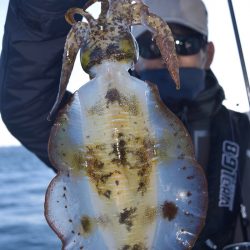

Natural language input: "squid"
[45,0,208,249]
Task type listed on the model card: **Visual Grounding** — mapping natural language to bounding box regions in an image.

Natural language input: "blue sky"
[0,0,249,146]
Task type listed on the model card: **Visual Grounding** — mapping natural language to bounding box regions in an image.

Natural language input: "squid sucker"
[45,0,208,249]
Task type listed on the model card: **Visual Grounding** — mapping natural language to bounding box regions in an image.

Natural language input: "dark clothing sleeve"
[0,0,87,170]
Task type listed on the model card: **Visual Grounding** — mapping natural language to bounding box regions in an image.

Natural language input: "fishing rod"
[228,0,250,242]
[228,0,250,111]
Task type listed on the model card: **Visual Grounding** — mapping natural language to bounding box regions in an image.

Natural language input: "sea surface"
[0,146,61,250]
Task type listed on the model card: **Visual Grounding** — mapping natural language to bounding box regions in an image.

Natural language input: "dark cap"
[132,0,208,37]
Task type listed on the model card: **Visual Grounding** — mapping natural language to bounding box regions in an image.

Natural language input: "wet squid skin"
[45,1,207,249]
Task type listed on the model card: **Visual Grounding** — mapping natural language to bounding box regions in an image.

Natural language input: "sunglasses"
[137,32,207,58]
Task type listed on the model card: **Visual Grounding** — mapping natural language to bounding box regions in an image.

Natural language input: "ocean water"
[0,146,61,250]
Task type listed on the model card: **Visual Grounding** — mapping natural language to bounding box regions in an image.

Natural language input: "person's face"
[135,24,214,72]
[135,51,207,72]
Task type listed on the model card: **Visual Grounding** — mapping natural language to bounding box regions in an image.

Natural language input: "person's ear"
[205,41,215,69]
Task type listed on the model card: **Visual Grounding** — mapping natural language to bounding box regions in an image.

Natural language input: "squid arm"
[48,9,90,120]
[130,1,180,89]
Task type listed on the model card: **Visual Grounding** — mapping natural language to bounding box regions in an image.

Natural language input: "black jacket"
[0,0,87,169]
[177,70,250,249]
[1,1,250,249]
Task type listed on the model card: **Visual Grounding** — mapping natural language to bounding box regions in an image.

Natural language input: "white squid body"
[45,61,207,250]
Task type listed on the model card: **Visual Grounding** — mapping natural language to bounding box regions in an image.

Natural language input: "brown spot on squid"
[162,201,178,221]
